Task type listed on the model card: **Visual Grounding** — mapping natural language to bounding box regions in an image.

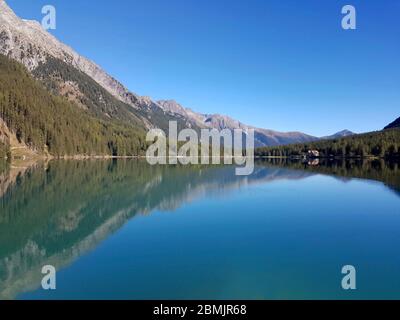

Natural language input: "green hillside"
[33,56,194,133]
[33,56,144,126]
[0,54,147,157]
[255,128,400,158]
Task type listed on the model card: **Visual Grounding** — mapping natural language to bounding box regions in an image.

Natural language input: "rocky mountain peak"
[0,0,14,16]
[0,0,142,108]
[336,129,354,136]
[157,100,188,116]
[320,129,355,140]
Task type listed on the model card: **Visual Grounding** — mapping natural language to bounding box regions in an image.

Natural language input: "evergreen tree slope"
[0,54,147,157]
[33,56,193,133]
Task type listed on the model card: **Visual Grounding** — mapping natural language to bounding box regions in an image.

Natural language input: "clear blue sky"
[6,0,400,136]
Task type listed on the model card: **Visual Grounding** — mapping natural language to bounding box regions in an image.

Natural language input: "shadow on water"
[0,158,399,299]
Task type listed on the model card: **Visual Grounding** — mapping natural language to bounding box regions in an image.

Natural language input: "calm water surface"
[0,159,399,299]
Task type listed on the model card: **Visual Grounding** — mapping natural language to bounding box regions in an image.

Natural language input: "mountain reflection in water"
[0,159,399,299]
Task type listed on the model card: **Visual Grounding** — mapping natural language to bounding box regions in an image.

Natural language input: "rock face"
[0,0,140,108]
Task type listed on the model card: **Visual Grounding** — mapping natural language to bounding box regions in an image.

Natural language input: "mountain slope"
[0,0,196,133]
[32,56,192,132]
[385,117,400,129]
[0,54,146,157]
[0,0,139,108]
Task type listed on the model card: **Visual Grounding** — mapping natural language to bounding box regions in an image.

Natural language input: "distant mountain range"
[157,100,325,146]
[156,100,357,146]
[0,0,359,155]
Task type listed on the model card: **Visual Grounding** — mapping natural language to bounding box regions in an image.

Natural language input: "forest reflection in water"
[0,158,399,299]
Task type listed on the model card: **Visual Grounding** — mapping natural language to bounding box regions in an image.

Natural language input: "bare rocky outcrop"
[0,0,140,109]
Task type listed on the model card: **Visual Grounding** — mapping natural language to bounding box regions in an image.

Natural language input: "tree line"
[255,129,400,159]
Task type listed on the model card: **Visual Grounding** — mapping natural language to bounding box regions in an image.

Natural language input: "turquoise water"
[0,160,399,299]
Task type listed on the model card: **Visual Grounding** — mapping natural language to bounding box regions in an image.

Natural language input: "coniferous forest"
[0,54,147,158]
[33,56,192,134]
[255,128,400,159]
